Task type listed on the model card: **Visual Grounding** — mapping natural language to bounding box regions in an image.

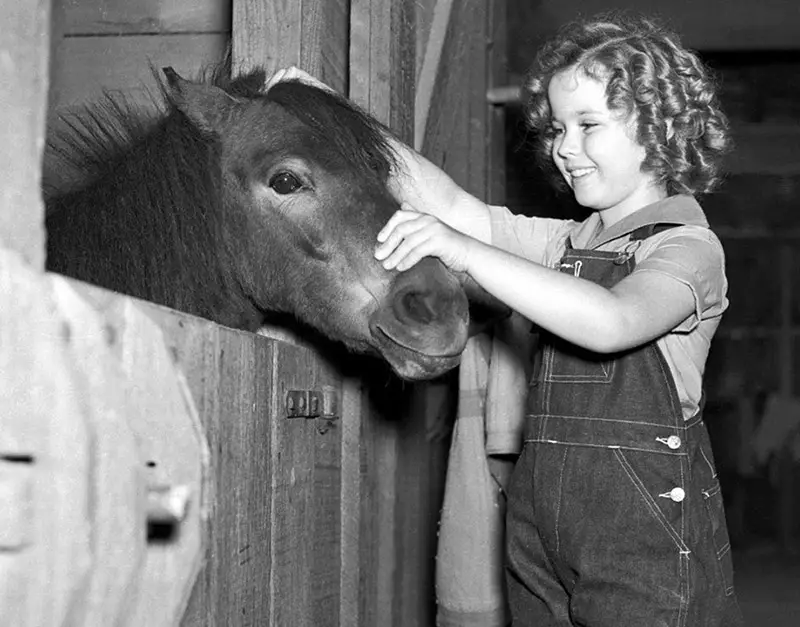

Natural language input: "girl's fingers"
[376,209,423,243]
[379,228,430,271]
[374,212,431,263]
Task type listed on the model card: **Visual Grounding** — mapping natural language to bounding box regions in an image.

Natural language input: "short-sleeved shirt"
[488,194,728,420]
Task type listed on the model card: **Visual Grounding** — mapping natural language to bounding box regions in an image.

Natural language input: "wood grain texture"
[58,0,230,36]
[349,0,415,137]
[47,276,145,627]
[418,0,494,200]
[0,248,92,626]
[414,0,454,150]
[0,0,51,269]
[486,0,508,205]
[232,0,348,92]
[50,33,228,111]
[57,278,208,627]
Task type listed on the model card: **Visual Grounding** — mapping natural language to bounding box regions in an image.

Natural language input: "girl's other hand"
[375,207,473,273]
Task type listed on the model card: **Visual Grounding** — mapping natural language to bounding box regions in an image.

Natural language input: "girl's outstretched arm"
[376,210,696,354]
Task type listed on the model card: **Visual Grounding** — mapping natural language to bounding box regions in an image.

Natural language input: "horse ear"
[163,66,237,134]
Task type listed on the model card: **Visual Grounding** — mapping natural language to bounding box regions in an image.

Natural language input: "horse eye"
[269,171,303,194]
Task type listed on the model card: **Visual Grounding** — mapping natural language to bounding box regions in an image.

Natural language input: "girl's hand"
[374,207,474,273]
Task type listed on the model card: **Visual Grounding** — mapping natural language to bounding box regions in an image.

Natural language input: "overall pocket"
[542,338,616,384]
[697,432,736,595]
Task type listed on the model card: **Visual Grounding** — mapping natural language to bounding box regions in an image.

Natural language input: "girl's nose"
[556,128,580,158]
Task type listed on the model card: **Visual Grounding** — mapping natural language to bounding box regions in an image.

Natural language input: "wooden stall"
[0,0,506,625]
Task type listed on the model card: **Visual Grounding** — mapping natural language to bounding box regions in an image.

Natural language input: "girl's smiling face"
[548,67,667,225]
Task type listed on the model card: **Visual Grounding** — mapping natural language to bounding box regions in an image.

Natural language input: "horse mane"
[263,79,398,183]
[44,60,400,330]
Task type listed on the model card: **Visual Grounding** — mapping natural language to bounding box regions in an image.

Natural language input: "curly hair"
[522,13,731,196]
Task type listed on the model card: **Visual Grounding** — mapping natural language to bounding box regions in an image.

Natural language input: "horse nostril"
[398,289,438,324]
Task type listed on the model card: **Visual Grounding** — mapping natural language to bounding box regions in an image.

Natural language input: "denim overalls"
[505,224,744,627]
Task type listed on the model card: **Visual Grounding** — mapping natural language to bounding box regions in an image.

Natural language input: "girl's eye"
[581,122,598,131]
[269,171,303,194]
[548,126,564,137]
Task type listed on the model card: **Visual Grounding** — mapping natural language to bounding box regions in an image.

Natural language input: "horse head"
[163,69,470,380]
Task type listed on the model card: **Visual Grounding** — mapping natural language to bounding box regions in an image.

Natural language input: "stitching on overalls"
[613,448,690,552]
[526,412,691,430]
[554,447,569,554]
[524,439,686,456]
[699,446,718,480]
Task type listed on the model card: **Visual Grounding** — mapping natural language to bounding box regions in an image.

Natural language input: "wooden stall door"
[1,0,507,624]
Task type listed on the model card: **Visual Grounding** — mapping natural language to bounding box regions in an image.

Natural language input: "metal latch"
[285,386,340,420]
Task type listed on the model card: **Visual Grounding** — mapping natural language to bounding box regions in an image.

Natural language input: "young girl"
[372,13,745,627]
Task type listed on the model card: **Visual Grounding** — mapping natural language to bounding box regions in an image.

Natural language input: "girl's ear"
[162,67,241,134]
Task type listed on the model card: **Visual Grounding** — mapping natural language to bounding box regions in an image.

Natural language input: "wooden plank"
[50,33,228,111]
[414,0,454,150]
[418,0,488,196]
[358,383,400,627]
[350,0,415,138]
[232,0,348,93]
[62,281,284,627]
[349,4,419,624]
[486,0,508,205]
[269,343,325,627]
[0,248,92,626]
[125,306,277,627]
[465,0,489,200]
[310,365,344,626]
[339,378,363,626]
[0,0,51,269]
[46,276,145,627]
[58,0,230,36]
[510,0,800,52]
[232,0,301,74]
[61,279,209,626]
[396,384,435,627]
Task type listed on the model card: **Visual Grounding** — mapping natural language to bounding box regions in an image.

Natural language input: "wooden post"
[350,3,419,625]
[232,0,349,93]
[0,0,51,269]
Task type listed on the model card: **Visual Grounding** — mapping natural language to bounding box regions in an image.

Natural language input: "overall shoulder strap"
[629,222,683,241]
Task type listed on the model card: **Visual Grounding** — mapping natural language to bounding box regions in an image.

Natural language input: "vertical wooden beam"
[350,3,418,625]
[0,0,51,269]
[414,0,454,151]
[350,0,415,139]
[486,0,508,205]
[231,0,348,93]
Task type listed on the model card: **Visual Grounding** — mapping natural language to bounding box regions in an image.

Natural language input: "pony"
[43,64,471,380]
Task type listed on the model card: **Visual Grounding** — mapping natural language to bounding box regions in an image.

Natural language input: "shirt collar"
[570,195,709,250]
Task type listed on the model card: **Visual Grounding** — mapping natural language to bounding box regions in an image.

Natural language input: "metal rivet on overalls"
[666,435,682,450]
[669,487,686,502]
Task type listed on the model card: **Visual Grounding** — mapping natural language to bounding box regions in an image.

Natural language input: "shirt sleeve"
[487,205,576,266]
[634,225,729,332]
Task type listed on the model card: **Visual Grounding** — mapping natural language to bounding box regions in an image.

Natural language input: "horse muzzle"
[369,258,469,380]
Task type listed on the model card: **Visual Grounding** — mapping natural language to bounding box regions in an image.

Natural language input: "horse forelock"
[264,81,398,183]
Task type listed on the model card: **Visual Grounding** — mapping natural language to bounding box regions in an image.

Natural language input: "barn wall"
[0,0,51,269]
[49,0,230,112]
[0,0,506,625]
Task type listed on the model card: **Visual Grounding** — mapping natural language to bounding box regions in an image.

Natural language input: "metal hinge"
[285,386,340,420]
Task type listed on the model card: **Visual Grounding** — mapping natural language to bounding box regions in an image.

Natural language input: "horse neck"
[49,114,264,330]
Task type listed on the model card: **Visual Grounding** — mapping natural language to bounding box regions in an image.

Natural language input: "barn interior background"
[2,0,800,625]
[2,0,504,625]
[505,1,800,624]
